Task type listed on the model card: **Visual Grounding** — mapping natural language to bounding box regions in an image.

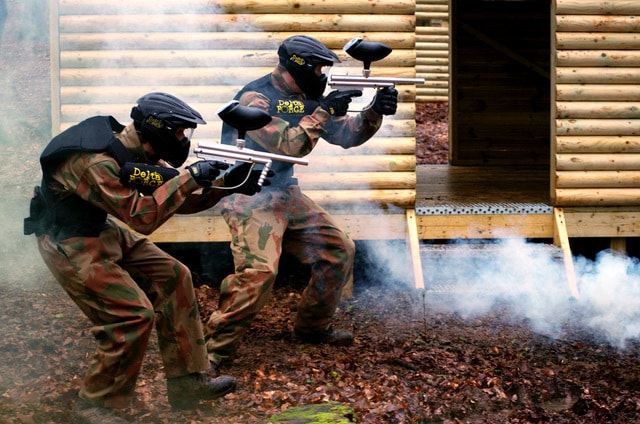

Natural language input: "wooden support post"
[406,209,425,289]
[610,237,627,254]
[553,208,580,299]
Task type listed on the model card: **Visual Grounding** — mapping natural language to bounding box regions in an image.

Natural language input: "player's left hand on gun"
[224,162,274,196]
[372,87,399,116]
[319,90,362,117]
[187,160,230,187]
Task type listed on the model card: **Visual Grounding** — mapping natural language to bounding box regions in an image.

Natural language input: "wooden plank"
[405,209,424,289]
[416,214,555,239]
[552,208,579,299]
[563,207,640,236]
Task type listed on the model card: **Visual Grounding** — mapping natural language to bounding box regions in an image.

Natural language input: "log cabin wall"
[553,0,640,207]
[415,0,449,102]
[449,0,551,166]
[50,0,420,215]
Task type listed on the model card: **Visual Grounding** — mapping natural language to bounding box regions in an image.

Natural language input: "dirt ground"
[2,12,640,424]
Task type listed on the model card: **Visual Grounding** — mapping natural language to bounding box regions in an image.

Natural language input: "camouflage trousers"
[37,220,209,409]
[205,185,355,365]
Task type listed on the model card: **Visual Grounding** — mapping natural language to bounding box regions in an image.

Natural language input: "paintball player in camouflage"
[24,92,267,423]
[204,35,398,369]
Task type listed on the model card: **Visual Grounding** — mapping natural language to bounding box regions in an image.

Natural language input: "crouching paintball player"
[24,92,268,423]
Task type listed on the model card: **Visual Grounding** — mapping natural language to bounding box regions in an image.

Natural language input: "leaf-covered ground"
[2,267,640,424]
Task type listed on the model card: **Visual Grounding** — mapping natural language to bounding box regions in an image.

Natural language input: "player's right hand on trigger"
[187,160,229,187]
[319,90,363,116]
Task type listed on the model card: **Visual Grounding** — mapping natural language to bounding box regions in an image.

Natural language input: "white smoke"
[373,238,640,351]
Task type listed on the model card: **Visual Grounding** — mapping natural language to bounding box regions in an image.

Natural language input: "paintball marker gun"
[193,101,309,187]
[328,38,425,90]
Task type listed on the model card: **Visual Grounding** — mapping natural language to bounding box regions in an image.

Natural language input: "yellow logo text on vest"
[276,99,307,114]
[129,166,165,187]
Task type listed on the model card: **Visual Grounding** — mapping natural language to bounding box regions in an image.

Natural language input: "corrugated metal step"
[420,242,564,293]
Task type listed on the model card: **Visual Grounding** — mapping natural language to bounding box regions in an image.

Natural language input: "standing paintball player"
[24,92,266,423]
[204,35,399,369]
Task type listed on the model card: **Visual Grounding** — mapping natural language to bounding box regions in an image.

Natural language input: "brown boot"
[293,328,354,346]
[72,398,129,424]
[167,372,236,410]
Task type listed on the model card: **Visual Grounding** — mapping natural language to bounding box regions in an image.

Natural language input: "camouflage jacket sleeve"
[238,91,384,156]
[52,152,220,235]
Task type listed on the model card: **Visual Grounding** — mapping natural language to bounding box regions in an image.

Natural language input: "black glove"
[186,160,229,187]
[224,162,273,196]
[319,90,363,117]
[372,87,399,115]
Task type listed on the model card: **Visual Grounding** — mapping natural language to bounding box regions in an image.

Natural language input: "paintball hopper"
[217,100,272,140]
[344,38,392,77]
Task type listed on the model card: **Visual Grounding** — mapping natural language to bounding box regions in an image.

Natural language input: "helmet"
[130,92,206,167]
[277,35,340,100]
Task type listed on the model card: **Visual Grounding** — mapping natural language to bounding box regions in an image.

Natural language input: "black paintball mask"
[130,92,206,167]
[278,35,340,100]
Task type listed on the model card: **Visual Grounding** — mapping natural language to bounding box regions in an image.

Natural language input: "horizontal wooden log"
[59,14,416,33]
[416,35,449,44]
[556,67,640,84]
[556,51,640,67]
[60,49,417,69]
[310,137,416,155]
[556,32,640,49]
[416,95,448,102]
[556,84,640,101]
[556,153,640,170]
[556,170,640,188]
[415,42,448,51]
[416,26,449,36]
[305,189,416,209]
[556,118,640,135]
[556,101,640,118]
[556,135,640,153]
[60,31,416,51]
[60,84,418,106]
[59,67,420,86]
[416,65,449,74]
[415,4,448,13]
[302,155,415,172]
[554,188,640,206]
[556,15,640,32]
[296,172,416,190]
[59,116,417,138]
[415,12,449,21]
[556,0,640,15]
[60,0,417,15]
